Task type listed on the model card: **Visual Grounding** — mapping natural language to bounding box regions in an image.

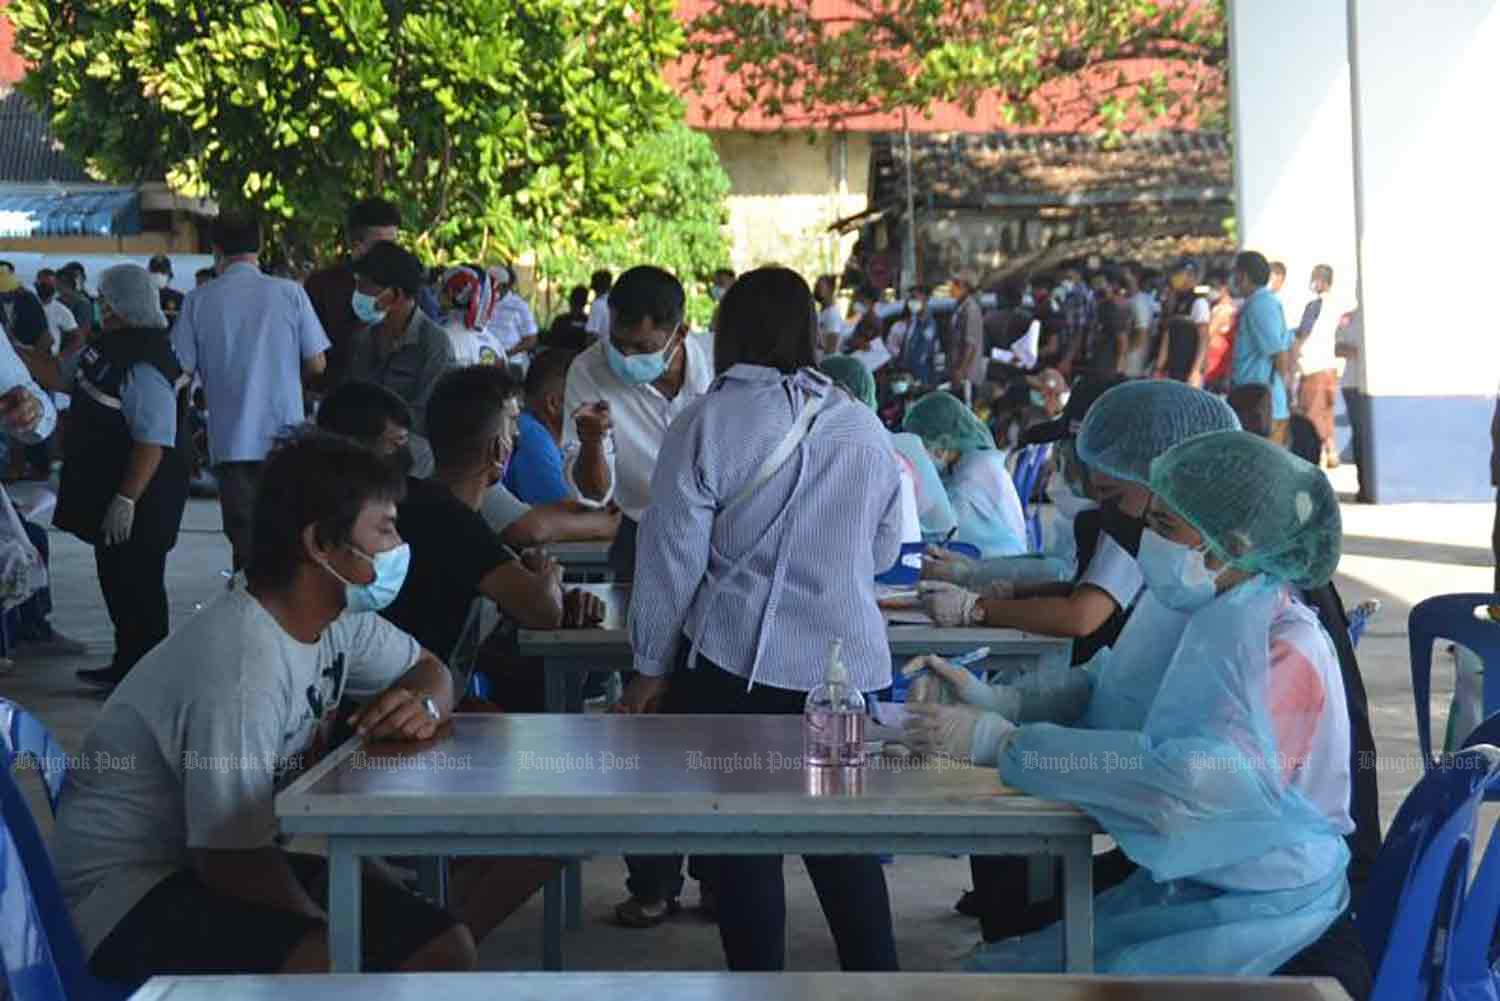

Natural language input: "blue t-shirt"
[503,410,568,504]
[1231,286,1292,420]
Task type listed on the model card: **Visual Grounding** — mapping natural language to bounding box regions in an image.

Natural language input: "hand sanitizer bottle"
[804,639,867,767]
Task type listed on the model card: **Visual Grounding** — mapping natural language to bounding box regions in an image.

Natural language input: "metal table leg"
[328,840,363,972]
[544,661,565,714]
[565,672,585,714]
[543,869,565,970]
[565,859,582,929]
[1060,839,1095,972]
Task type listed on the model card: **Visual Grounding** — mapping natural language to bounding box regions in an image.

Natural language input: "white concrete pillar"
[1347,0,1500,501]
[1229,0,1358,323]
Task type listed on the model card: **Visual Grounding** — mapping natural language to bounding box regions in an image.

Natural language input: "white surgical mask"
[149,273,169,290]
[1137,529,1220,612]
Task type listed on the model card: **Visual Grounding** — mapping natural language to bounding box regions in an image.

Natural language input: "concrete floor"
[1,469,1492,971]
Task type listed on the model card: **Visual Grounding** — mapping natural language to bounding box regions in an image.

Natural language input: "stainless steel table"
[276,714,1100,976]
[131,972,1353,1001]
[522,584,1070,714]
[548,540,614,581]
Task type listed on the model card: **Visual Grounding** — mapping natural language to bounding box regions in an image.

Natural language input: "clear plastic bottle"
[804,639,867,767]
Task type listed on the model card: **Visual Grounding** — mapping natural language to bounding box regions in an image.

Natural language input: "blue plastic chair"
[1448,810,1500,1000]
[0,698,66,815]
[1010,444,1051,553]
[0,763,128,999]
[1410,594,1500,769]
[1359,746,1500,1000]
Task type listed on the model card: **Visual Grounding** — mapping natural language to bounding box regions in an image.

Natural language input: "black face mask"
[1098,501,1146,556]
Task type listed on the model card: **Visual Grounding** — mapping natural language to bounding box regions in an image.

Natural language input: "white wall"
[1348,0,1500,398]
[1,252,214,295]
[1229,0,1359,337]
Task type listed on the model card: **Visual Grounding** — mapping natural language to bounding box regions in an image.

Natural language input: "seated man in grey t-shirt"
[51,433,481,985]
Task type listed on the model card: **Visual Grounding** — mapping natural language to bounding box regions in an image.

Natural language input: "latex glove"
[901,654,1007,712]
[904,703,1016,766]
[920,581,985,626]
[977,579,1014,600]
[101,494,135,547]
[922,545,976,585]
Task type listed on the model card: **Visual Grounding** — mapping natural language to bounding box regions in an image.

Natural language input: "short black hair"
[427,365,519,469]
[590,269,612,295]
[0,261,13,273]
[568,285,589,312]
[1205,269,1230,288]
[194,267,216,282]
[1269,260,1287,278]
[1227,383,1274,439]
[352,241,424,296]
[246,430,406,592]
[526,348,576,401]
[347,197,401,237]
[1312,264,1334,285]
[610,265,684,332]
[211,215,261,256]
[1233,251,1271,289]
[716,267,816,376]
[316,380,413,445]
[712,267,735,282]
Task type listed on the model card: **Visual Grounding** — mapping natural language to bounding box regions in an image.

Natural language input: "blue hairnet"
[98,263,168,329]
[1150,430,1341,588]
[1076,381,1239,484]
[902,392,994,454]
[819,356,876,410]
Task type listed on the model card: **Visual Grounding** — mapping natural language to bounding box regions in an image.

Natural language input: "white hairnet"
[98,264,168,329]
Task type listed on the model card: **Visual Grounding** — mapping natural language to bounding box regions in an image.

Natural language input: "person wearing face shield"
[902,391,1026,558]
[920,379,1240,933]
[50,432,492,983]
[905,430,1368,992]
[57,265,191,690]
[919,375,1136,658]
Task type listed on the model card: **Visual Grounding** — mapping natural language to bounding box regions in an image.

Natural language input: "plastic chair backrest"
[0,698,65,815]
[1010,444,1050,553]
[1449,811,1500,999]
[1361,746,1500,998]
[0,765,122,1000]
[1409,594,1500,769]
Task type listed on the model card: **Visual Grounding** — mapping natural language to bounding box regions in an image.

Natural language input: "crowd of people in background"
[0,192,1375,998]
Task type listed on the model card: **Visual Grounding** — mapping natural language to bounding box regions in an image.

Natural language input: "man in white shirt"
[813,274,845,359]
[172,215,329,570]
[585,269,612,341]
[562,264,716,927]
[1294,264,1344,468]
[565,265,714,580]
[35,270,78,355]
[484,265,539,367]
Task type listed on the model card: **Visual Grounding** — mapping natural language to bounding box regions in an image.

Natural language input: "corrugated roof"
[872,130,1232,209]
[0,90,90,184]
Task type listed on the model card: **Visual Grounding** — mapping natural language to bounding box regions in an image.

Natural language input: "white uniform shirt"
[485,290,539,354]
[561,332,716,521]
[586,296,611,340]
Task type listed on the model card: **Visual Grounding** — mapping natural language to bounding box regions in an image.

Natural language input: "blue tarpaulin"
[0,189,142,238]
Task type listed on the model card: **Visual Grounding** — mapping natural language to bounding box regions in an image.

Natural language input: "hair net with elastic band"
[98,264,168,328]
[1076,381,1239,484]
[819,355,876,410]
[903,391,994,454]
[1150,429,1341,588]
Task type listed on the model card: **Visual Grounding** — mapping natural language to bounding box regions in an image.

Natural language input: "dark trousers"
[607,515,638,580]
[1343,388,1371,503]
[96,538,170,674]
[643,655,899,971]
[1493,489,1500,593]
[214,461,262,572]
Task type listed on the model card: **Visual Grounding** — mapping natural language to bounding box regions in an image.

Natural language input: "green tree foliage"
[685,0,1227,135]
[539,121,732,326]
[10,0,723,276]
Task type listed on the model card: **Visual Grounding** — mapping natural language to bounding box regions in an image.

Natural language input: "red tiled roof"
[671,0,1213,134]
[0,2,25,86]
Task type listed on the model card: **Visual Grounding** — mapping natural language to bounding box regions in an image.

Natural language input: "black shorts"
[89,852,460,986]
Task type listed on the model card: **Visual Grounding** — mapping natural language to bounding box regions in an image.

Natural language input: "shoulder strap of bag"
[723,388,830,512]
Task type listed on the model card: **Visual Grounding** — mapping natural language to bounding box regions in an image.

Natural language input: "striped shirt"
[628,365,904,693]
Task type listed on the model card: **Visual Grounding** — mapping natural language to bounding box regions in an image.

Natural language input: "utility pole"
[902,109,918,294]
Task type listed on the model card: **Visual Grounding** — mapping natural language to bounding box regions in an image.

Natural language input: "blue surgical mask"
[1030,390,1047,407]
[351,290,387,326]
[322,543,410,613]
[890,379,912,395]
[606,331,679,385]
[1137,529,1219,612]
